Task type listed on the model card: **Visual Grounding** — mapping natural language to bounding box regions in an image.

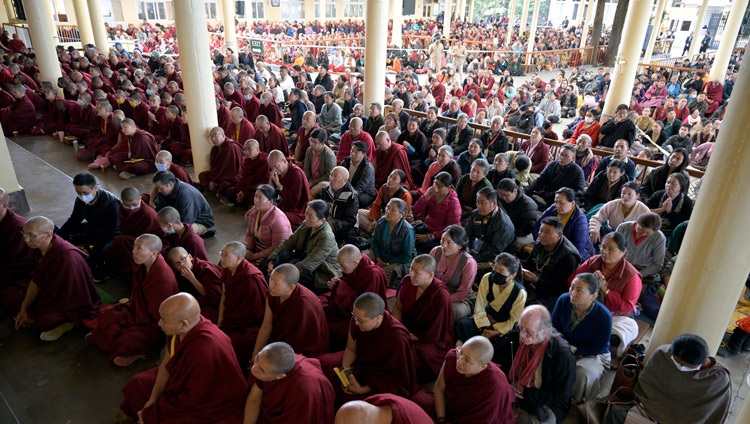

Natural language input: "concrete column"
[443,0,453,40]
[708,0,749,81]
[87,0,110,51]
[736,375,750,424]
[174,0,218,175]
[467,0,475,23]
[526,0,541,54]
[519,0,530,37]
[305,1,315,21]
[391,0,403,48]
[222,0,237,51]
[687,0,709,59]
[0,129,23,205]
[72,0,94,47]
[457,0,466,20]
[365,0,388,109]
[643,0,668,64]
[648,61,750,356]
[600,0,651,118]
[22,0,63,95]
[505,0,517,47]
[579,0,596,51]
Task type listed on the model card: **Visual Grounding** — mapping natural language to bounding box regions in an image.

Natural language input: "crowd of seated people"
[0,14,739,422]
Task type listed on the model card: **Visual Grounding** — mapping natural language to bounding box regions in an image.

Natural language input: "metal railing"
[56,24,80,44]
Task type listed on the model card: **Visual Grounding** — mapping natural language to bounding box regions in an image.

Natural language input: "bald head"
[157,206,181,224]
[271,263,300,286]
[0,187,8,207]
[268,150,286,162]
[155,150,173,163]
[258,342,297,374]
[354,292,385,319]
[335,401,386,423]
[120,187,140,202]
[223,241,247,258]
[25,216,55,233]
[167,246,189,263]
[337,244,361,262]
[135,233,162,253]
[160,292,201,325]
[463,336,494,365]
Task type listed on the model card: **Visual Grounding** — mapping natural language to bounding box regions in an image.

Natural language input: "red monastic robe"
[163,224,208,261]
[110,129,159,175]
[244,95,261,123]
[336,130,375,163]
[181,258,222,323]
[704,81,724,116]
[225,117,256,146]
[105,201,162,274]
[256,123,289,156]
[366,394,433,424]
[374,143,414,188]
[0,209,33,313]
[198,140,243,195]
[294,124,319,164]
[120,317,247,424]
[278,164,311,227]
[268,284,329,357]
[228,152,269,207]
[89,254,178,360]
[0,95,36,134]
[258,102,284,128]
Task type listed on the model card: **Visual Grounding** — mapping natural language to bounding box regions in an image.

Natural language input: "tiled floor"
[2,85,749,422]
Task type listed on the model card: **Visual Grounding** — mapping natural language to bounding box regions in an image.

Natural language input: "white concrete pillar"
[736,375,750,424]
[443,0,453,40]
[0,130,21,193]
[708,0,749,81]
[579,0,596,57]
[22,0,63,95]
[526,0,541,54]
[72,0,94,47]
[643,0,669,64]
[174,0,219,175]
[506,0,517,47]
[519,0,531,37]
[648,60,750,356]
[87,0,110,51]
[467,0,475,23]
[391,0,403,48]
[687,0,709,59]
[222,0,238,51]
[364,0,388,109]
[601,0,652,118]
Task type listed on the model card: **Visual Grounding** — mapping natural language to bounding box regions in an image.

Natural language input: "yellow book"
[333,367,354,388]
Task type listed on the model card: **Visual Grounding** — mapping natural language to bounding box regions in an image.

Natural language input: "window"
[51,0,68,22]
[344,0,364,18]
[315,0,336,19]
[136,1,173,21]
[205,0,218,19]
[251,0,265,19]
[281,0,305,20]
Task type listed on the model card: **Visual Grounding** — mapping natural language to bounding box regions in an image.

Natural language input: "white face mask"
[162,226,175,235]
[155,163,169,172]
[80,193,95,204]
[671,355,701,372]
[585,117,594,124]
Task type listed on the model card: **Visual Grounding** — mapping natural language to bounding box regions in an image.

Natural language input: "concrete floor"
[1,89,749,422]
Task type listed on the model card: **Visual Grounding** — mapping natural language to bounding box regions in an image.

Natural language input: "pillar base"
[8,188,29,214]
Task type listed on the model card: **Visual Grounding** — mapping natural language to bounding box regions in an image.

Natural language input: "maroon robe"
[110,129,159,175]
[27,235,100,330]
[397,277,453,381]
[105,201,162,274]
[225,117,256,146]
[39,96,68,134]
[704,81,723,116]
[374,143,414,188]
[0,95,36,134]
[244,95,261,123]
[256,123,290,156]
[63,101,98,140]
[120,317,247,423]
[294,124,319,164]
[88,254,179,360]
[198,140,243,195]
[169,163,193,184]
[163,224,208,261]
[320,254,388,350]
[224,90,245,109]
[337,130,375,163]
[248,355,335,424]
[366,394,433,424]
[227,152,269,207]
[319,311,418,406]
[258,102,284,128]
[0,209,33,313]
[268,284,329,357]
[181,258,222,323]
[412,349,515,423]
[77,114,121,160]
[163,121,193,164]
[220,259,268,370]
[130,102,152,130]
[7,38,25,53]
[278,164,311,227]
[217,104,232,130]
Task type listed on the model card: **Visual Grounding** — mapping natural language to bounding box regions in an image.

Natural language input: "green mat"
[95,286,118,305]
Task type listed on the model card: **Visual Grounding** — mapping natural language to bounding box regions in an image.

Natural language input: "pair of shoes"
[113,355,146,367]
[40,322,74,341]
[200,229,217,239]
[118,171,136,180]
[114,411,136,424]
[219,196,230,205]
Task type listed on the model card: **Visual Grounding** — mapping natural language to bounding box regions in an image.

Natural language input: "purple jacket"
[533,205,595,261]
[413,189,462,238]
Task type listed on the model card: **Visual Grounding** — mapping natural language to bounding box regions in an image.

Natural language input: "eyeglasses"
[351,312,378,324]
[600,246,621,253]
[20,231,47,239]
[519,326,538,338]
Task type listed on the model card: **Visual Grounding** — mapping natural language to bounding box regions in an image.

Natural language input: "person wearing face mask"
[599,104,637,148]
[0,83,36,135]
[60,93,98,143]
[156,206,208,261]
[605,334,731,424]
[104,187,161,276]
[57,172,121,278]
[569,109,601,146]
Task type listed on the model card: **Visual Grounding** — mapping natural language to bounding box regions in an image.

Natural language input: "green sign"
[250,39,264,56]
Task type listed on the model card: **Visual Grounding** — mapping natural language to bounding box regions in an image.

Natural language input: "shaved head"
[463,336,494,365]
[25,216,55,233]
[258,342,296,374]
[120,187,140,202]
[135,233,162,252]
[223,241,247,258]
[167,246,189,262]
[268,149,286,162]
[335,401,384,423]
[157,206,181,224]
[337,244,361,262]
[353,292,385,319]
[271,263,300,286]
[160,292,201,324]
[155,150,173,163]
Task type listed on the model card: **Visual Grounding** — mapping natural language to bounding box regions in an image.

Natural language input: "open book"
[333,367,354,388]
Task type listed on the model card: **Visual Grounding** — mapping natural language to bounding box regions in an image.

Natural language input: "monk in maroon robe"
[198,127,243,198]
[224,83,245,109]
[703,80,724,116]
[7,34,26,54]
[336,394,433,424]
[253,264,329,359]
[244,92,261,123]
[225,107,255,145]
[255,115,289,156]
[318,292,417,407]
[226,140,269,207]
[15,217,100,340]
[167,247,222,323]
[412,337,515,423]
[110,119,159,176]
[161,106,193,164]
[258,93,285,128]
[78,103,121,162]
[268,150,311,227]
[128,93,152,130]
[0,84,36,134]
[374,131,414,188]
[337,117,375,163]
[62,97,98,140]
[394,255,453,382]
[217,100,232,130]
[0,190,33,314]
[245,342,335,424]
[157,208,209,261]
[120,293,247,423]
[88,234,178,366]
[218,242,268,371]
[105,188,162,275]
[38,90,68,135]
[294,111,319,165]
[321,246,388,351]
